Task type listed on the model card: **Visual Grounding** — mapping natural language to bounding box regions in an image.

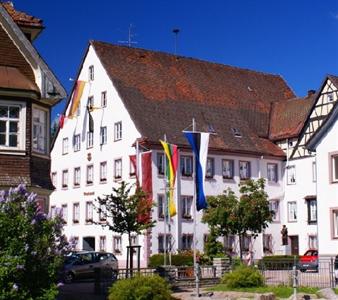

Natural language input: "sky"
[11,0,338,121]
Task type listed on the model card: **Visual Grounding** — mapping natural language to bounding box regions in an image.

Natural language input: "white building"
[50,41,336,266]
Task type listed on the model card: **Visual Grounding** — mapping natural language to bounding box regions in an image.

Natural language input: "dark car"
[298,249,318,272]
[62,251,118,283]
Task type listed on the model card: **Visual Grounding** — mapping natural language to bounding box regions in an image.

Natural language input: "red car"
[298,249,318,272]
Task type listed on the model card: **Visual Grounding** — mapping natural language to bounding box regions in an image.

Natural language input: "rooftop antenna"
[118,24,138,47]
[172,28,180,55]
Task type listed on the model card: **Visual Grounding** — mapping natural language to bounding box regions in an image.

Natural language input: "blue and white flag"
[184,132,210,211]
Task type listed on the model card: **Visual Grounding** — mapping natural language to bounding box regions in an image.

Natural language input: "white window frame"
[0,101,26,151]
[100,126,107,145]
[99,203,107,222]
[269,199,280,222]
[73,203,80,223]
[101,91,107,108]
[61,204,68,224]
[239,161,250,180]
[62,137,69,155]
[158,194,165,219]
[263,234,273,254]
[32,105,48,155]
[114,158,122,179]
[113,236,122,255]
[89,65,94,81]
[288,201,297,222]
[73,134,81,152]
[182,234,193,250]
[88,96,94,108]
[62,169,68,189]
[307,199,317,224]
[73,167,81,187]
[86,165,94,185]
[287,165,296,185]
[157,153,165,175]
[86,201,93,223]
[100,161,107,182]
[99,236,106,251]
[180,155,193,177]
[222,159,234,179]
[312,161,317,182]
[182,195,193,220]
[114,121,122,141]
[308,235,318,249]
[51,172,57,189]
[158,234,172,253]
[267,163,278,183]
[87,131,93,149]
[206,157,215,178]
[224,235,236,252]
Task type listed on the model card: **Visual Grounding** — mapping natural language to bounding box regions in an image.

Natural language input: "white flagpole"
[163,134,167,266]
[192,118,200,297]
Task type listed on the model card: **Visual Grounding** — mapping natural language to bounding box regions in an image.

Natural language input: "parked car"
[62,251,118,283]
[298,249,318,272]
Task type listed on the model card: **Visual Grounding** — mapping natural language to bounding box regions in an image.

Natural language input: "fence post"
[330,257,335,288]
[292,265,298,300]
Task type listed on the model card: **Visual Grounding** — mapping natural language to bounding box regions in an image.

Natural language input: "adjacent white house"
[50,41,338,266]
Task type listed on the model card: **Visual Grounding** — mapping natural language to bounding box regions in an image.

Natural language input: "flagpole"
[163,134,167,266]
[192,118,200,297]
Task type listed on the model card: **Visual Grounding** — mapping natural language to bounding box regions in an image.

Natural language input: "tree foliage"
[202,178,273,259]
[0,184,69,300]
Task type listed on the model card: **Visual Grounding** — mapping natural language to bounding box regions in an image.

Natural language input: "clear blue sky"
[12,0,338,120]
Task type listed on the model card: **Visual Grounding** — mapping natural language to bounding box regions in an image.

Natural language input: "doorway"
[289,235,299,255]
[83,236,95,251]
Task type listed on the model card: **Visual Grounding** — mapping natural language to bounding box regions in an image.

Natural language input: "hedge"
[148,253,193,268]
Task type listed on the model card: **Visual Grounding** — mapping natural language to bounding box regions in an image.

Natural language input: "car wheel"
[64,272,74,284]
[300,268,306,273]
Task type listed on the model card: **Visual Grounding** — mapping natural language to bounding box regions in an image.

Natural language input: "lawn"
[208,285,319,298]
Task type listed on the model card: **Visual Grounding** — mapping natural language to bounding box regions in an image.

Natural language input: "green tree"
[94,181,155,272]
[202,178,273,260]
[0,184,69,300]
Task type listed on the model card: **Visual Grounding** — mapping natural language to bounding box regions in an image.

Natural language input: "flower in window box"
[62,184,68,188]
[158,213,165,219]
[114,249,121,254]
[182,214,192,219]
[73,219,79,224]
[86,218,93,223]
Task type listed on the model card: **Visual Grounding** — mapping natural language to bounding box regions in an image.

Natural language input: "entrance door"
[83,236,95,251]
[289,235,299,255]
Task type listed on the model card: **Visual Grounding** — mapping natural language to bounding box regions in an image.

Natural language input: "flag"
[86,106,94,133]
[183,132,210,211]
[59,114,65,129]
[68,80,86,119]
[160,140,178,217]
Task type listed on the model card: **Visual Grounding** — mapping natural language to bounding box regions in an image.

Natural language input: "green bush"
[108,274,172,300]
[149,253,193,267]
[221,265,264,288]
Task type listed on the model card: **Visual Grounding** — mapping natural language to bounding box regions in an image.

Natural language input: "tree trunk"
[238,233,243,262]
[128,233,133,277]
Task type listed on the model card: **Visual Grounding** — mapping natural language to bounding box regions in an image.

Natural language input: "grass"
[208,285,319,298]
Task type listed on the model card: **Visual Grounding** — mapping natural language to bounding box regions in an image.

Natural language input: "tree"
[202,178,273,260]
[94,181,155,272]
[0,184,69,300]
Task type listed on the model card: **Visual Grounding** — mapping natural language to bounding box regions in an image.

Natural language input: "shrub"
[221,265,264,288]
[0,185,69,300]
[108,274,172,300]
[149,253,193,267]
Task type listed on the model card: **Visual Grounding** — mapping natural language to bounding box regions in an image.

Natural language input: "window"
[88,96,94,108]
[131,235,138,247]
[86,201,93,223]
[100,162,107,182]
[263,234,273,254]
[312,161,317,182]
[86,165,94,184]
[101,91,107,107]
[331,154,338,183]
[87,132,93,149]
[0,103,24,149]
[50,206,56,218]
[62,138,68,154]
[287,165,296,184]
[51,172,57,189]
[308,235,318,249]
[180,155,193,177]
[70,236,79,250]
[99,236,106,251]
[206,157,215,178]
[182,196,193,219]
[239,161,250,180]
[328,92,334,102]
[182,234,193,250]
[269,200,280,222]
[100,127,107,145]
[307,199,317,224]
[157,153,165,175]
[114,159,122,179]
[62,170,68,188]
[61,204,68,224]
[222,159,234,179]
[32,107,47,154]
[158,194,165,219]
[73,134,81,152]
[288,201,297,222]
[267,163,278,183]
[240,235,251,252]
[74,167,81,187]
[224,235,236,253]
[73,203,80,223]
[158,234,172,253]
[99,204,107,222]
[114,121,122,141]
[129,157,136,177]
[89,65,94,81]
[113,236,122,254]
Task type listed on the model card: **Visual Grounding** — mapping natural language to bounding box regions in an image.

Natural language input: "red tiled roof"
[1,2,43,28]
[92,41,296,157]
[269,94,316,141]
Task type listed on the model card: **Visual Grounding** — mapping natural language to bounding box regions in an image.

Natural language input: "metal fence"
[258,259,335,288]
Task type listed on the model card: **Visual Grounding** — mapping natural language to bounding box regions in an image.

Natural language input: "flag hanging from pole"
[160,140,178,217]
[68,80,86,119]
[183,132,210,211]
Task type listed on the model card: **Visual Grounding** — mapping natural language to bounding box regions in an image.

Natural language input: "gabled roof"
[91,41,295,157]
[269,94,316,141]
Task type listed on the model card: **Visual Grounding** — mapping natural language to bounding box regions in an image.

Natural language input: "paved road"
[57,281,107,300]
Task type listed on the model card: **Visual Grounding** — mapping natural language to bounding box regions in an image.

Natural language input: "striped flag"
[68,80,86,119]
[160,140,178,217]
[183,132,210,211]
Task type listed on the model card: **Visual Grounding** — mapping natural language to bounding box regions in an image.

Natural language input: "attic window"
[328,92,334,102]
[231,128,242,138]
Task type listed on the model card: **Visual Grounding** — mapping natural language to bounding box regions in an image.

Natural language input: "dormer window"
[89,65,94,81]
[231,127,242,138]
